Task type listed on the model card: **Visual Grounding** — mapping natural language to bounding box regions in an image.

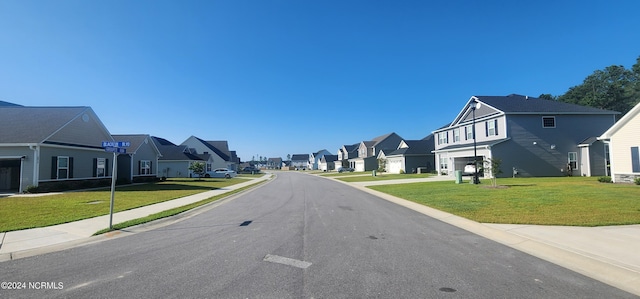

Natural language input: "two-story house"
[348,132,404,172]
[290,154,309,170]
[337,144,359,169]
[432,94,618,178]
[309,149,332,170]
[384,134,435,174]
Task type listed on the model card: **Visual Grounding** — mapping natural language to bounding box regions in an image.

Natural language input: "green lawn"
[336,173,434,182]
[320,171,373,177]
[368,177,640,226]
[0,178,243,232]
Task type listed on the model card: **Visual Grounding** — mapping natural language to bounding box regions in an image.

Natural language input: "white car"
[204,168,237,179]
[463,162,477,175]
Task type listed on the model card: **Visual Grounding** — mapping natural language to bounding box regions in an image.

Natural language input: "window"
[632,147,640,173]
[439,157,448,171]
[140,160,151,175]
[568,152,578,170]
[57,156,69,179]
[206,163,212,172]
[486,120,498,136]
[453,128,460,142]
[438,132,448,145]
[96,158,106,177]
[543,117,556,128]
[465,125,473,140]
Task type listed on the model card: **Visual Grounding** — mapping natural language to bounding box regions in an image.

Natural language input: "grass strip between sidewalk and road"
[0,178,252,232]
[93,181,264,235]
[335,173,435,181]
[368,177,640,226]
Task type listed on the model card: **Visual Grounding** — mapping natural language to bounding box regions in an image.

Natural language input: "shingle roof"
[0,100,22,107]
[291,154,308,161]
[321,155,338,162]
[0,106,91,143]
[388,139,434,156]
[152,136,203,161]
[477,94,620,114]
[193,137,230,161]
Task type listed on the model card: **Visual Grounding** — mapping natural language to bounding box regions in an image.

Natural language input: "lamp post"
[470,100,480,184]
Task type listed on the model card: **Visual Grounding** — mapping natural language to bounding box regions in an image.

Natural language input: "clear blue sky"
[1,1,639,161]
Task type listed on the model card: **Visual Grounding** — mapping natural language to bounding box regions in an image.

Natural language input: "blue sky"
[1,1,639,161]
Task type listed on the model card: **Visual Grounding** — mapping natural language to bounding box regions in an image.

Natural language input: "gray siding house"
[337,143,359,169]
[112,134,162,183]
[290,154,309,170]
[385,135,435,174]
[0,106,115,193]
[349,132,404,172]
[309,149,332,170]
[432,94,618,178]
[152,136,211,178]
[181,136,238,171]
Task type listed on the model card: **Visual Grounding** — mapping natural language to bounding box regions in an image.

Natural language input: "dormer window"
[543,116,556,128]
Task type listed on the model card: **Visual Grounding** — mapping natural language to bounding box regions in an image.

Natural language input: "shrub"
[25,185,40,193]
[635,177,640,185]
[399,169,405,174]
[598,176,612,183]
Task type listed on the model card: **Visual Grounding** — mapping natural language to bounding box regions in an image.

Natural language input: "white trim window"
[486,120,498,136]
[568,152,578,170]
[206,163,212,172]
[438,132,448,145]
[57,156,69,179]
[465,125,473,140]
[453,128,460,143]
[96,158,106,177]
[439,156,448,173]
[140,160,151,175]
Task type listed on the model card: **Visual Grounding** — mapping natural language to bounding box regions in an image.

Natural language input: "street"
[0,171,635,298]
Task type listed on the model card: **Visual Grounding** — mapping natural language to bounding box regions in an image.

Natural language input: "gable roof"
[151,136,203,161]
[291,154,308,161]
[321,155,338,162]
[476,94,620,114]
[0,100,22,107]
[112,134,161,156]
[0,106,112,147]
[599,101,640,139]
[192,137,231,161]
[387,139,434,156]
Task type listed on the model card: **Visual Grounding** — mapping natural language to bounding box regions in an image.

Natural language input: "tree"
[483,157,503,187]
[287,154,291,161]
[188,162,206,180]
[538,94,557,101]
[557,61,638,115]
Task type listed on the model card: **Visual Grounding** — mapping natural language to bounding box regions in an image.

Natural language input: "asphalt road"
[0,172,636,298]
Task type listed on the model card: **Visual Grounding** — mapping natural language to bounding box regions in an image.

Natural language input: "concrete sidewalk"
[0,174,272,261]
[331,175,640,296]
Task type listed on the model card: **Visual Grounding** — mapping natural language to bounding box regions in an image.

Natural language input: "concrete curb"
[322,175,640,296]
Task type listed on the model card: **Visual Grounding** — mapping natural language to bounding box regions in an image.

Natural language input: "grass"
[0,178,244,232]
[336,172,435,182]
[368,177,640,226]
[320,171,372,177]
[93,182,261,235]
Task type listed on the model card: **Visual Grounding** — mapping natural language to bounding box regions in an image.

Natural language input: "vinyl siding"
[609,111,640,174]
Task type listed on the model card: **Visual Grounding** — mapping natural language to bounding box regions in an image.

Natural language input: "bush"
[635,177,640,185]
[399,169,405,174]
[597,176,612,183]
[25,185,40,193]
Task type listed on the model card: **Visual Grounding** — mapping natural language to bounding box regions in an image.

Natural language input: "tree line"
[539,56,640,116]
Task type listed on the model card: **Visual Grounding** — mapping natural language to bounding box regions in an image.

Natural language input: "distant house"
[309,149,332,170]
[319,155,338,172]
[266,157,283,169]
[0,106,115,193]
[180,136,238,171]
[432,94,618,178]
[598,101,640,183]
[112,134,162,183]
[337,143,359,169]
[385,135,435,174]
[152,136,211,178]
[349,132,404,172]
[290,154,309,170]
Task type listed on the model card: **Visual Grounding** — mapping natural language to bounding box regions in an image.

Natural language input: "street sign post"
[102,141,130,230]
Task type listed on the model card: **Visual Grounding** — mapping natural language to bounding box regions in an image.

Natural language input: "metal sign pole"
[109,152,118,230]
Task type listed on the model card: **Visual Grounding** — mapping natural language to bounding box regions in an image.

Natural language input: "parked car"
[463,162,482,175]
[241,166,260,174]
[205,168,237,179]
[338,167,354,173]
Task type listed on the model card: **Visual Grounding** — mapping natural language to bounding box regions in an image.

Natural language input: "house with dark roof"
[0,106,115,193]
[0,100,22,107]
[383,134,435,174]
[266,157,283,169]
[348,132,404,171]
[151,136,211,178]
[290,154,309,170]
[309,149,332,170]
[318,154,338,172]
[598,101,640,183]
[112,134,162,182]
[337,143,359,170]
[180,136,238,171]
[432,94,619,178]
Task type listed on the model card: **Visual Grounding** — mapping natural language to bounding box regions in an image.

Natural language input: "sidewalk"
[325,174,640,296]
[0,174,272,261]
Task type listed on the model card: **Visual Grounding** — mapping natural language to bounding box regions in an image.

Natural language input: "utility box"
[454,170,463,184]
[372,170,377,176]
